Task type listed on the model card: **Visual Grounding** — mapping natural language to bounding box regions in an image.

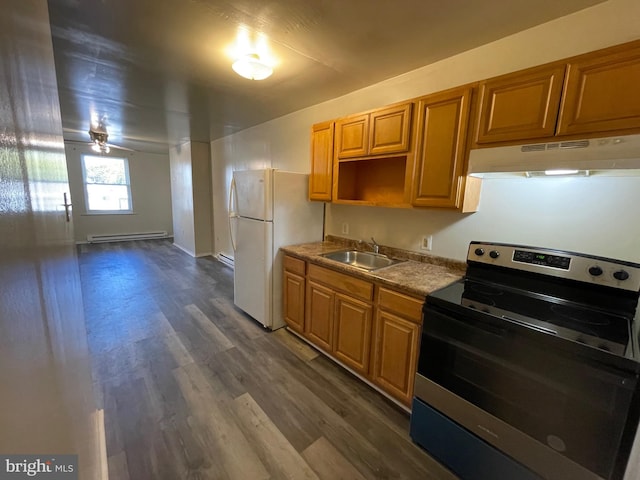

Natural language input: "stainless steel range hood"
[468,134,640,176]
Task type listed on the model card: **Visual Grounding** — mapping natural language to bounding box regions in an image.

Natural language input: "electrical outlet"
[421,235,433,251]
[341,222,349,235]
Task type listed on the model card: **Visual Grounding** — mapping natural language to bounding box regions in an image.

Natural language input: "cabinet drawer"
[308,263,373,301]
[377,287,424,323]
[284,255,306,276]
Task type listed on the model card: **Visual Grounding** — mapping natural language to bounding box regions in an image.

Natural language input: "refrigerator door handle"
[228,176,238,252]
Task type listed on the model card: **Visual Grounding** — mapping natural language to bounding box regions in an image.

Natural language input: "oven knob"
[613,270,630,281]
[588,266,603,277]
[489,250,500,259]
[474,248,485,256]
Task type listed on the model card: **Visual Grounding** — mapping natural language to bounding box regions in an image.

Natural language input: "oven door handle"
[501,315,557,335]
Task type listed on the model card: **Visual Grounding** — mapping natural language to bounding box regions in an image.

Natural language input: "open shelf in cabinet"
[334,156,409,206]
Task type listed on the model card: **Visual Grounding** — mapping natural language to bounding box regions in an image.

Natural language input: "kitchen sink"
[320,250,405,271]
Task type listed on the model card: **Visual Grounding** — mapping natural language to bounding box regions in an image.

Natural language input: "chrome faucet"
[370,237,379,254]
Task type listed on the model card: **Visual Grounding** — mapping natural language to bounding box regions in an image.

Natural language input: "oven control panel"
[468,242,640,292]
[513,249,571,270]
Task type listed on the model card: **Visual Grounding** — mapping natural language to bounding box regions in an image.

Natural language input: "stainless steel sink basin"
[320,250,404,271]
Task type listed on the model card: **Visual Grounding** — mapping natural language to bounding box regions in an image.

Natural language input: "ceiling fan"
[65,122,135,154]
[86,123,134,154]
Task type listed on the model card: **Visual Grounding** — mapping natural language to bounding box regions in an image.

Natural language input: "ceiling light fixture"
[524,169,590,178]
[544,169,580,176]
[232,53,273,80]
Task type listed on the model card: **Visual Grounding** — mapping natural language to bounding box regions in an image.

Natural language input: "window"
[81,155,132,213]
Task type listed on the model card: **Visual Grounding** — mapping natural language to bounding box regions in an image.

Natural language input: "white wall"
[192,141,213,256]
[170,140,213,256]
[65,144,173,242]
[170,141,196,254]
[211,0,640,263]
[327,175,640,261]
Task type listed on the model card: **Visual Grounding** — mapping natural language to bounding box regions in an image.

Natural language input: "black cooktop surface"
[428,278,636,361]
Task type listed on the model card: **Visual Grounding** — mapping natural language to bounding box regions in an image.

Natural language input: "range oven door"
[414,304,639,480]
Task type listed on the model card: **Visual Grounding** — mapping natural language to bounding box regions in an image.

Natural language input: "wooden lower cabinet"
[286,259,423,408]
[283,255,307,333]
[333,293,373,375]
[283,271,305,333]
[305,280,334,352]
[372,309,421,406]
[305,264,374,365]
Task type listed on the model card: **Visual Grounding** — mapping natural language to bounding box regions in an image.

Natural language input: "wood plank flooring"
[78,240,456,480]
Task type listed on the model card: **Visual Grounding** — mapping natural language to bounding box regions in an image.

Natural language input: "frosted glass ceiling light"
[544,169,580,176]
[232,53,273,80]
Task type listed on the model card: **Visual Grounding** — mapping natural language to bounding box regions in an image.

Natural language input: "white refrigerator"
[229,169,324,330]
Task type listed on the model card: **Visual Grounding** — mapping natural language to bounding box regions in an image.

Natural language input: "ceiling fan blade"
[63,139,136,153]
[106,143,136,152]
[63,139,93,147]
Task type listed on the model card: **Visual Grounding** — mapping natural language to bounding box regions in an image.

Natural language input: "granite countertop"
[280,237,466,298]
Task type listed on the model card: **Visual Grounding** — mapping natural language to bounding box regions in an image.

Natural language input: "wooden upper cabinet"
[369,103,413,156]
[335,114,369,159]
[309,121,334,201]
[412,86,472,209]
[558,43,640,136]
[335,102,413,159]
[475,64,566,144]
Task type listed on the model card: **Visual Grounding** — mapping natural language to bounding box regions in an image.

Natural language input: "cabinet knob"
[489,250,500,259]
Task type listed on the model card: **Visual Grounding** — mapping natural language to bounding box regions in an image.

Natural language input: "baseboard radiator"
[215,253,234,268]
[87,231,169,243]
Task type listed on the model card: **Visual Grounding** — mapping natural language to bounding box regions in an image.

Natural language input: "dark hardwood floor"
[78,240,456,480]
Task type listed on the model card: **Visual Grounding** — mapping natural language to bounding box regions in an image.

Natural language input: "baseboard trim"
[172,243,196,257]
[96,408,109,480]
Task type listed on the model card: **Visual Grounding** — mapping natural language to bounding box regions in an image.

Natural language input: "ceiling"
[47,0,605,154]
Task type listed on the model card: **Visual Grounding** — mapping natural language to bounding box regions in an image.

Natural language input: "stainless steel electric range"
[410,242,640,480]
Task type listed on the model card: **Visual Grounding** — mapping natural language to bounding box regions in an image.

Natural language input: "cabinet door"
[369,103,413,156]
[305,281,334,352]
[333,293,373,375]
[309,121,334,201]
[335,114,369,159]
[283,271,305,333]
[558,44,640,136]
[373,310,420,406]
[475,64,566,144]
[412,87,472,208]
